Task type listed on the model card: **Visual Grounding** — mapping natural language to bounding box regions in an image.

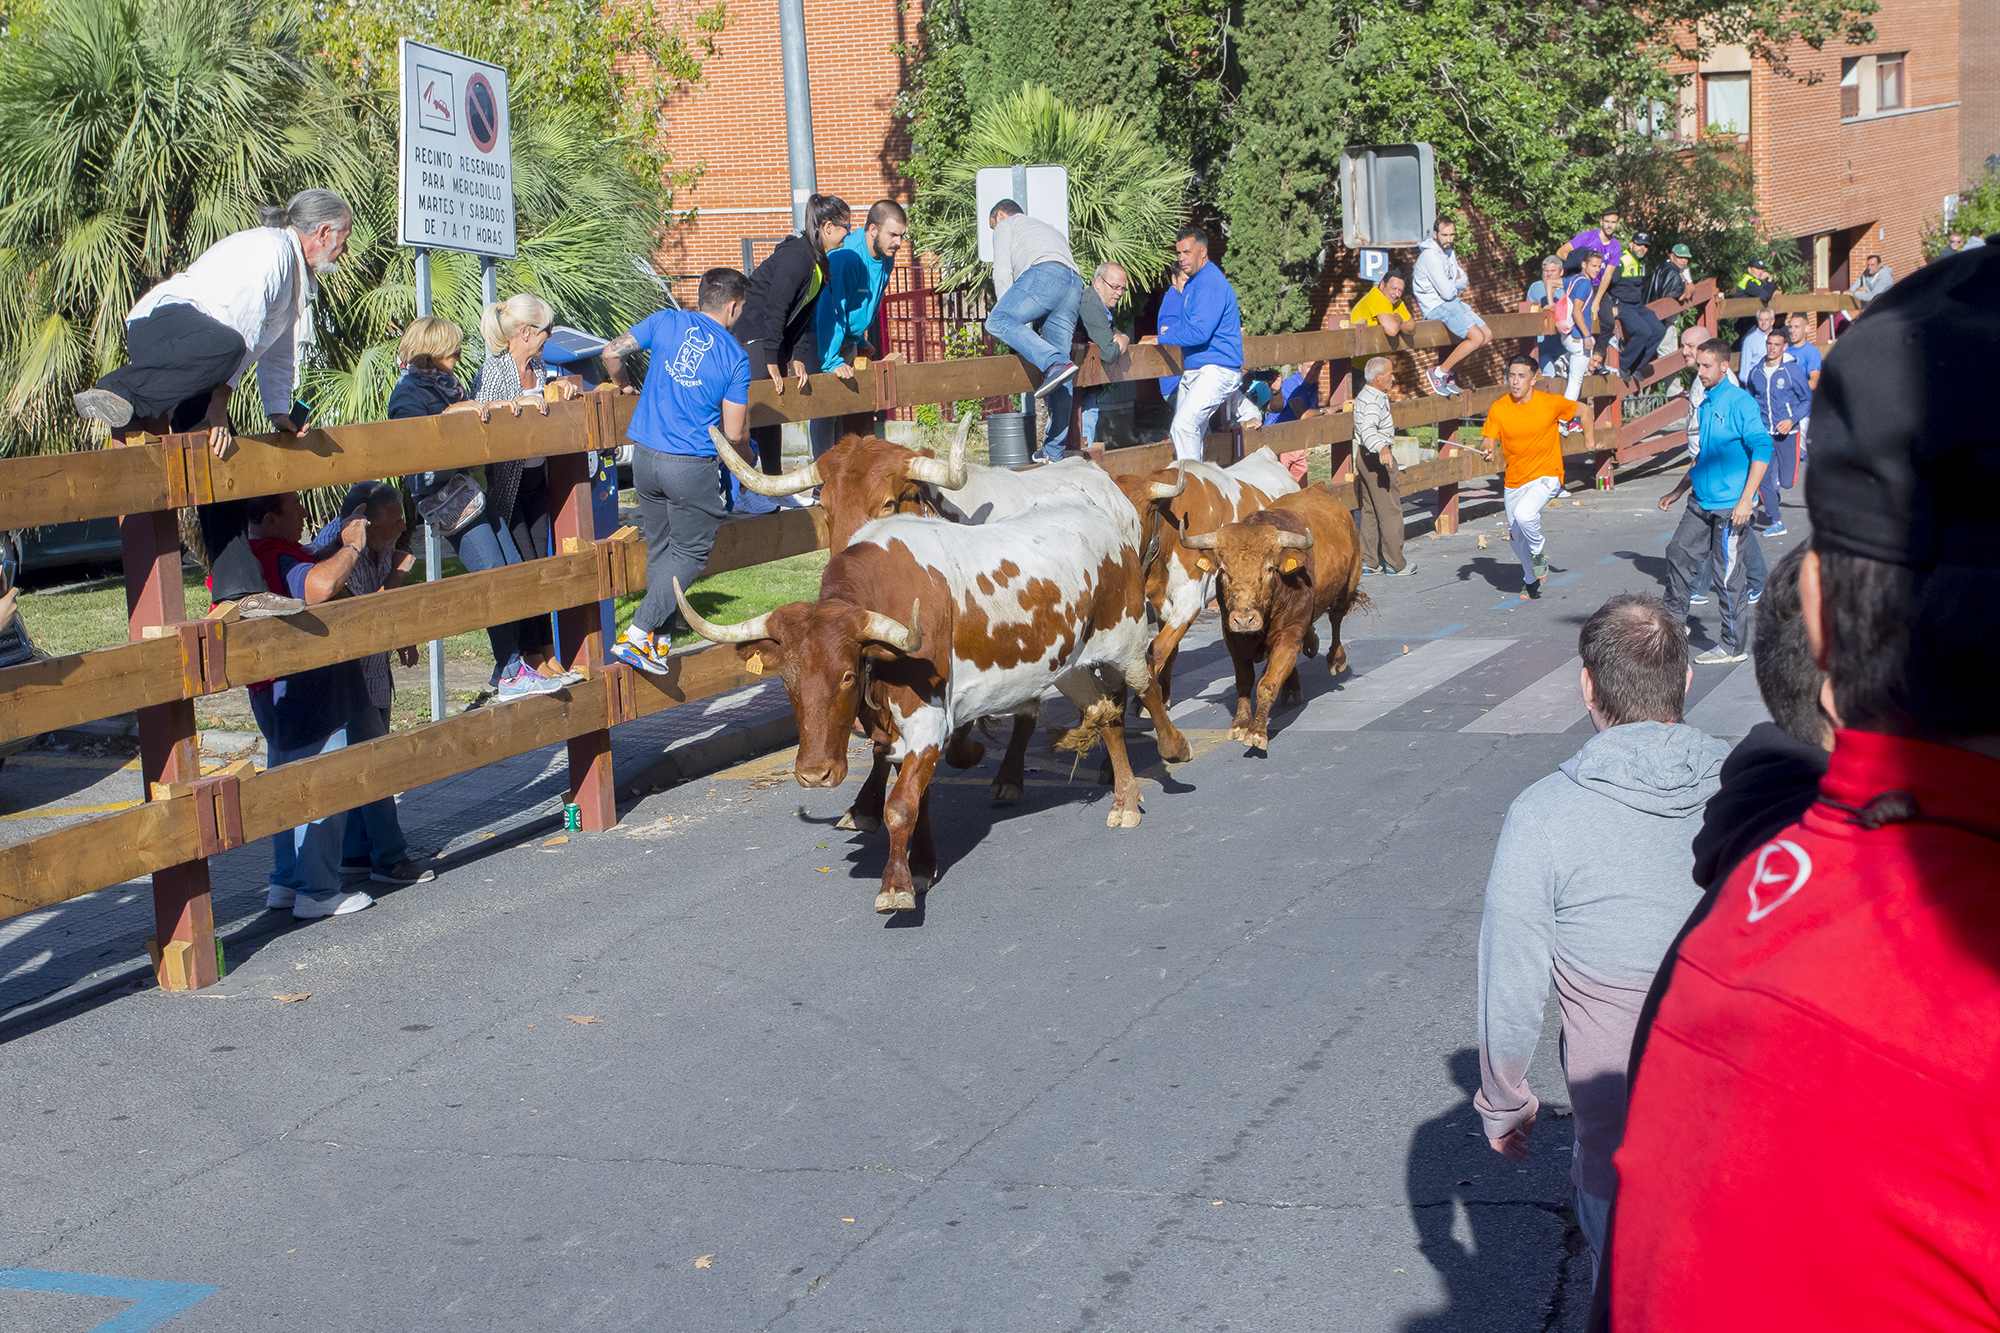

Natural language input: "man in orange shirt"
[1480,354,1589,592]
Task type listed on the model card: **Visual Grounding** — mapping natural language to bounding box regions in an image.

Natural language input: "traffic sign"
[1340,144,1436,250]
[975,166,1069,262]
[398,40,516,258]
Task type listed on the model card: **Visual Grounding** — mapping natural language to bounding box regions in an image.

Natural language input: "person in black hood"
[732,194,851,510]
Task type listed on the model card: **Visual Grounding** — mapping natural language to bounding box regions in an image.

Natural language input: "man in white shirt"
[1736,307,1775,383]
[75,189,352,615]
[1411,216,1493,395]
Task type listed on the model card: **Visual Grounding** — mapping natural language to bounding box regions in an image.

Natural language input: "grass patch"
[616,549,832,648]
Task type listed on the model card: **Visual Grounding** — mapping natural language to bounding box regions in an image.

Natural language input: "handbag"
[414,470,485,536]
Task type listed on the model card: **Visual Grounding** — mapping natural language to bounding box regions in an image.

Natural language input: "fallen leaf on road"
[1211,1200,1224,1206]
[543,835,568,847]
[745,846,761,850]
[1477,534,1488,548]
[275,992,312,1003]
[567,1015,602,1025]
[842,1218,856,1223]
[1401,644,1410,654]
[694,1254,714,1269]
[816,867,832,872]
[476,832,494,840]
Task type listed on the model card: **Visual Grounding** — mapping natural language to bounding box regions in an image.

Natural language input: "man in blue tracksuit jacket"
[1743,336,1812,535]
[1656,338,1771,664]
[1147,225,1246,461]
[808,200,907,458]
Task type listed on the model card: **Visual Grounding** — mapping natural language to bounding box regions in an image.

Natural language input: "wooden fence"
[0,280,1855,990]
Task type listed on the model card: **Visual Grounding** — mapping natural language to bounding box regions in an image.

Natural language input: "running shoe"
[609,627,673,676]
[1424,367,1451,396]
[1443,371,1464,396]
[1748,587,1764,604]
[1384,561,1417,577]
[292,889,375,919]
[1689,592,1711,605]
[1693,646,1748,665]
[495,665,566,701]
[1531,551,1548,582]
[1359,564,1380,577]
[1035,362,1080,398]
[1763,522,1788,537]
[371,859,437,885]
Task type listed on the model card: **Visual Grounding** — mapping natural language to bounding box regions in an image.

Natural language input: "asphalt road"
[0,463,1805,1332]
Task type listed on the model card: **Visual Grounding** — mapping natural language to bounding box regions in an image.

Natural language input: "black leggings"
[741,340,784,474]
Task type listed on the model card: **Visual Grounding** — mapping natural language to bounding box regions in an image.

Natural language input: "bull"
[1180,485,1365,751]
[676,486,1156,913]
[718,423,1189,816]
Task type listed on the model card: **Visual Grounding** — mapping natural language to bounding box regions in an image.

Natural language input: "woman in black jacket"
[733,194,851,503]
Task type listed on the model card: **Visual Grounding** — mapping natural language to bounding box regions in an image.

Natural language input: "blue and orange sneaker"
[609,626,673,676]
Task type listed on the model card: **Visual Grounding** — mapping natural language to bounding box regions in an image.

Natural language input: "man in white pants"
[1151,226,1247,462]
[1480,354,1587,594]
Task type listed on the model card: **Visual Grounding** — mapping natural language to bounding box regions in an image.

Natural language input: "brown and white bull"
[719,423,1188,814]
[1180,485,1365,751]
[676,483,1161,914]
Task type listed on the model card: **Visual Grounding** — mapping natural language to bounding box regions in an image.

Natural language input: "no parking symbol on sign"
[398,39,516,258]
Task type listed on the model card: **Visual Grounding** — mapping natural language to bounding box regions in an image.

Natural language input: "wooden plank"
[0,799,195,920]
[1716,292,1859,316]
[0,638,184,748]
[0,448,181,532]
[700,505,830,578]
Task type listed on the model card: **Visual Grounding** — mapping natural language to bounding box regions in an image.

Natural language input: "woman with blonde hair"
[385,311,572,704]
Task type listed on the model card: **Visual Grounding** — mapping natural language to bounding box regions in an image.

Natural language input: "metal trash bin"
[985,411,1034,469]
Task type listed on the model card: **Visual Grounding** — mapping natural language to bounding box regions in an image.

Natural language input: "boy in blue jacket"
[1743,335,1812,536]
[1657,339,1771,664]
[809,200,907,458]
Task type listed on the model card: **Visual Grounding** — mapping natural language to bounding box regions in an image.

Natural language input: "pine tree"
[1220,0,1339,334]
[962,0,1165,144]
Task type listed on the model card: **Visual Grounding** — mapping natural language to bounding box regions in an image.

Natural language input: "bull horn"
[1273,529,1314,551]
[1148,472,1187,500]
[860,598,923,655]
[1180,530,1219,550]
[905,413,972,489]
[675,577,776,644]
[712,426,821,496]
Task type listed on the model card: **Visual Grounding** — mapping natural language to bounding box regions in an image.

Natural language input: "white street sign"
[975,166,1069,262]
[398,40,515,258]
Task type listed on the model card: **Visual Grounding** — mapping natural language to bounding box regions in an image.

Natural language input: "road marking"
[0,799,144,822]
[1286,638,1514,731]
[1684,662,1771,740]
[1460,657,1587,733]
[0,1268,219,1331]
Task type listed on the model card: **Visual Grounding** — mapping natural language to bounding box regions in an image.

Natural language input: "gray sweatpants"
[631,448,728,636]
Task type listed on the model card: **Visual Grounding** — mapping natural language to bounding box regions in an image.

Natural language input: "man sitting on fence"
[1414,217,1494,396]
[983,199,1085,423]
[809,199,908,459]
[74,189,355,620]
[251,491,383,921]
[601,267,753,675]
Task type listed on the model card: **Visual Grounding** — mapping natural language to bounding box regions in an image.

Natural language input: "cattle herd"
[676,423,1367,914]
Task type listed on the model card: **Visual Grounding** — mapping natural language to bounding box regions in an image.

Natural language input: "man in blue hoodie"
[1150,225,1247,461]
[808,200,907,459]
[1744,328,1812,537]
[1657,339,1771,664]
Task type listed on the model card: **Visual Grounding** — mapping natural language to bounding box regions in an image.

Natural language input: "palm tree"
[0,0,363,456]
[919,83,1192,301]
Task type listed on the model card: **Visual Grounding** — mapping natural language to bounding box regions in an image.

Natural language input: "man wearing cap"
[1644,243,1695,360]
[1732,256,1781,337]
[1604,245,2000,1333]
[1591,232,1666,388]
[1656,339,1768,664]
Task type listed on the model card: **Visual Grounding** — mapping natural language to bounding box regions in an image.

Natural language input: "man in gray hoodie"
[1474,592,1729,1279]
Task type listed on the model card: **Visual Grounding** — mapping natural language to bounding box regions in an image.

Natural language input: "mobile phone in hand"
[289,399,313,429]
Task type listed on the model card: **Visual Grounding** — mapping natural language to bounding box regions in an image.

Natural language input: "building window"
[1840,58,1860,119]
[1876,53,1905,111]
[1705,72,1750,136]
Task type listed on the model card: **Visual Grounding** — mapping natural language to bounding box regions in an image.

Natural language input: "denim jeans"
[1690,525,1768,600]
[268,726,352,896]
[985,263,1082,375]
[1077,388,1101,446]
[338,705,407,871]
[249,688,300,889]
[448,505,530,684]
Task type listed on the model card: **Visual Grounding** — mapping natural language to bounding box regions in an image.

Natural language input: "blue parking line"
[1597,554,1623,565]
[0,1269,219,1331]
[1424,623,1469,639]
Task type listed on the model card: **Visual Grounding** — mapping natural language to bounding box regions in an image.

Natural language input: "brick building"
[647,0,914,303]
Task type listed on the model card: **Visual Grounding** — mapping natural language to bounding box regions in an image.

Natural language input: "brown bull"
[1181,485,1365,752]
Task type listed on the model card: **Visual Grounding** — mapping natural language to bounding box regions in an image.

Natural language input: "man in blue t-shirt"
[1656,339,1771,664]
[601,268,753,674]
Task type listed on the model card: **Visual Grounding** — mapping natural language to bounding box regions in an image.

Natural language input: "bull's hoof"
[1242,730,1269,753]
[836,809,881,833]
[874,886,918,914]
[1330,648,1350,676]
[990,780,1023,804]
[1155,733,1193,764]
[1106,805,1143,829]
[1228,724,1247,742]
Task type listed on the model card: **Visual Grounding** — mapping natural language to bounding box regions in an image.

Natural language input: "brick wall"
[640,0,914,302]
[1962,0,2000,183]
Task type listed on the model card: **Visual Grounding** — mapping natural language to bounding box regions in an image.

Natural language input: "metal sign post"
[415,247,446,721]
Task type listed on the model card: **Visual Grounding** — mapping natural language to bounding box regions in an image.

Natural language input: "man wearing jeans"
[1154,226,1247,462]
[1412,216,1493,395]
[1481,355,1584,593]
[601,268,753,674]
[1658,340,1770,665]
[982,199,1084,447]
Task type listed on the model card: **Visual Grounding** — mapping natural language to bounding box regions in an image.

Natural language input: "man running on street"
[1480,354,1588,595]
[1657,339,1771,664]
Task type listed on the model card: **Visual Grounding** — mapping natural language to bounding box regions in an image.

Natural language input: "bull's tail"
[1046,696,1124,759]
[1347,587,1375,616]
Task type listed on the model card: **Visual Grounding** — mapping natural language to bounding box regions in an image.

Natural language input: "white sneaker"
[292,889,375,919]
[266,883,298,910]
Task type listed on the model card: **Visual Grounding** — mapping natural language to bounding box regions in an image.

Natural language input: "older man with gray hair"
[75,188,355,617]
[1352,355,1411,575]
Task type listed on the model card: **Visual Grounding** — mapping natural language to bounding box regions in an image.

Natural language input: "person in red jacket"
[1600,245,2000,1329]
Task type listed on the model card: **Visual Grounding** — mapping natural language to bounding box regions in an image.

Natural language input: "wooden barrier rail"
[0,273,1775,988]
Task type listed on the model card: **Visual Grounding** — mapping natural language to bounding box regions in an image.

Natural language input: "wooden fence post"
[120,446,218,992]
[553,396,615,832]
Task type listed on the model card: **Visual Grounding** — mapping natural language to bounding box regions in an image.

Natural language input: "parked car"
[2,516,125,586]
[0,576,48,770]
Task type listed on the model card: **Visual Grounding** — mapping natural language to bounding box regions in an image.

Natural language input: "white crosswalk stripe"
[1284,638,1514,731]
[1460,656,1587,734]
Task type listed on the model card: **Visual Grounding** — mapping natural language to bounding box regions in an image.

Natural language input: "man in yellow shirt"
[1480,354,1589,592]
[1346,270,1411,398]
